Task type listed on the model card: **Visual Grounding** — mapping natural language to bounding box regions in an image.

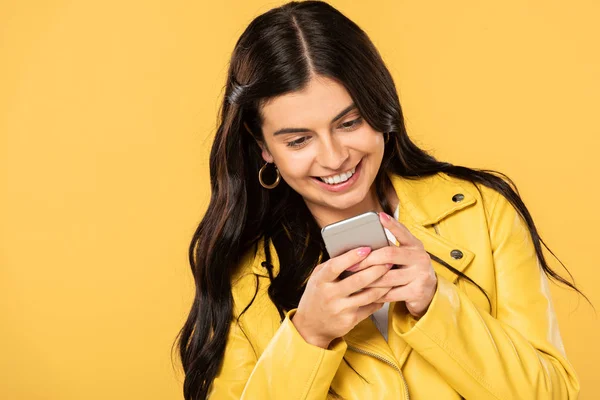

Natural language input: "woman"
[175,1,585,399]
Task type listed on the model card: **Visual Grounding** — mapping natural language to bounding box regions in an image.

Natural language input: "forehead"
[260,76,353,133]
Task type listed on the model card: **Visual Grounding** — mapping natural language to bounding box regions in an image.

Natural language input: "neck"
[306,180,399,229]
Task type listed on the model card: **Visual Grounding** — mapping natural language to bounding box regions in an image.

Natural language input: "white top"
[369,203,400,341]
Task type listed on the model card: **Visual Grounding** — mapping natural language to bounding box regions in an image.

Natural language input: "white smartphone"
[321,211,392,280]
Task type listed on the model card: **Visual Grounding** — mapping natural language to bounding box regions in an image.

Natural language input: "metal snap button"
[452,193,465,203]
[450,249,463,259]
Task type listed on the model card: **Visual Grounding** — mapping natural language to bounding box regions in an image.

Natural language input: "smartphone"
[321,211,392,280]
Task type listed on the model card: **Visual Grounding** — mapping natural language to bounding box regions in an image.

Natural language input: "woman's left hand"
[358,212,437,319]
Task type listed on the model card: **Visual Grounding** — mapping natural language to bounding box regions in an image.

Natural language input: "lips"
[318,166,356,184]
[310,158,363,193]
[313,159,361,181]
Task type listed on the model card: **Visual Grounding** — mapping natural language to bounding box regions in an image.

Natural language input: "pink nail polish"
[380,212,391,221]
[356,247,371,256]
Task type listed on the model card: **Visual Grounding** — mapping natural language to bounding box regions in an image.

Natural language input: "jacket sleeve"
[391,188,580,399]
[209,306,347,399]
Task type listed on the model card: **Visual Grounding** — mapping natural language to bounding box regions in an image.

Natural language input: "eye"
[285,117,363,149]
[339,117,363,130]
[286,136,309,148]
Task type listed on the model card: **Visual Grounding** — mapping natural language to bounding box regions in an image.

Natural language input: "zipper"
[347,345,410,400]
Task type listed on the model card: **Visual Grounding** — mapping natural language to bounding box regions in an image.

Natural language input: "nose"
[317,133,349,171]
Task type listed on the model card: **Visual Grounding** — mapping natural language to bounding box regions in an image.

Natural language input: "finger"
[364,268,414,288]
[347,245,418,274]
[337,263,393,297]
[379,212,422,248]
[348,286,392,309]
[372,283,412,303]
[311,262,327,276]
[355,302,385,322]
[320,246,372,282]
[344,284,392,308]
[311,260,329,275]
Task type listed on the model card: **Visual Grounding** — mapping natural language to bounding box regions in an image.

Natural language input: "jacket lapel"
[388,171,477,284]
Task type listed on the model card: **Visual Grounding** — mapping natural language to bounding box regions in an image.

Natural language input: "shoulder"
[434,171,510,216]
[229,237,277,319]
[228,238,285,349]
[430,171,525,240]
[388,170,507,226]
[438,171,504,201]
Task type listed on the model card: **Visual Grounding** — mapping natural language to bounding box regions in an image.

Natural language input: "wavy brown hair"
[173,1,589,399]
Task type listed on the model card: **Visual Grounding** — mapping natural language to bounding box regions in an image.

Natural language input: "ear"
[257,141,274,163]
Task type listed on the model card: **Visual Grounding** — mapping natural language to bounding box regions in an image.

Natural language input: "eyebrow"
[271,103,357,136]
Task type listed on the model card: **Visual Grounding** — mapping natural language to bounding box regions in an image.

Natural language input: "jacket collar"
[388,171,477,284]
[251,171,477,284]
[387,171,476,226]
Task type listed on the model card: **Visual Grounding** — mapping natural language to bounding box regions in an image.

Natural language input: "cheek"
[276,152,313,178]
[354,127,384,148]
[368,130,386,149]
[369,132,386,157]
[351,133,385,164]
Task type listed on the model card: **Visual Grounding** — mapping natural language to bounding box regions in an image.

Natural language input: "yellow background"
[1,1,598,398]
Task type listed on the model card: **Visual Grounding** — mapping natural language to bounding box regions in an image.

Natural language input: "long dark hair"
[174,1,589,399]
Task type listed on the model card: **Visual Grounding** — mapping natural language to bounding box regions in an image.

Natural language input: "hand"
[291,246,394,349]
[351,212,438,319]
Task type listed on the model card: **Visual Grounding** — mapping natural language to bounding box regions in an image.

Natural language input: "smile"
[310,159,363,193]
[318,165,356,184]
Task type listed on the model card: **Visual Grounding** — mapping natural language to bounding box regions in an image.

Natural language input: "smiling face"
[257,74,387,227]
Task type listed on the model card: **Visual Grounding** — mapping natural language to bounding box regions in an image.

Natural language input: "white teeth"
[319,166,356,185]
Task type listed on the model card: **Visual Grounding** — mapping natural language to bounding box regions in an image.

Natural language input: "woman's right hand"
[291,246,393,349]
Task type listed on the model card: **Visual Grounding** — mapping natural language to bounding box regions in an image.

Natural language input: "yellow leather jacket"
[209,172,580,399]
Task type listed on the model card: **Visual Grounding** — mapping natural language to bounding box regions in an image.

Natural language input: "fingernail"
[380,212,391,221]
[347,263,361,271]
[356,247,371,256]
[386,263,393,268]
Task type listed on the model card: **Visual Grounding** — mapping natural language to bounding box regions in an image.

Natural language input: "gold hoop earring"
[259,162,280,189]
[384,132,390,144]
